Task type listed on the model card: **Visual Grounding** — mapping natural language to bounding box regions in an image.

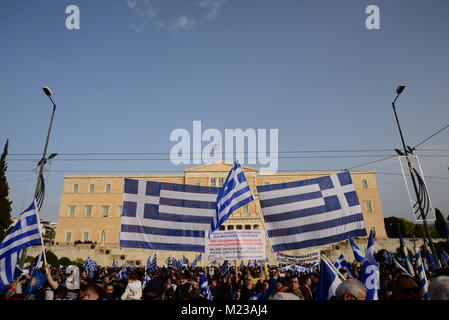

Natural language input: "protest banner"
[275,250,321,266]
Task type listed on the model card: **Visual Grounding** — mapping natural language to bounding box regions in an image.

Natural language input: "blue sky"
[1,0,448,223]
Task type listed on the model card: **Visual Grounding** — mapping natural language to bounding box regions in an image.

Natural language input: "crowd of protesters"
[1,258,449,301]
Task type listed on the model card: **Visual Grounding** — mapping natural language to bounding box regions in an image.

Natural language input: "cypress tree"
[0,139,13,242]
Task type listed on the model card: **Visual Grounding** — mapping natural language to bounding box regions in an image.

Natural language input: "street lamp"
[19,87,58,267]
[391,84,441,268]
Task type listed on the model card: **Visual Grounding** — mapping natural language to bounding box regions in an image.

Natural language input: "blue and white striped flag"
[148,254,157,273]
[191,253,202,268]
[0,201,43,293]
[210,160,254,235]
[166,256,178,269]
[199,272,213,300]
[118,264,127,280]
[414,247,429,299]
[333,254,356,278]
[112,260,118,269]
[382,250,394,265]
[394,257,411,276]
[257,172,367,252]
[31,250,44,270]
[146,255,152,271]
[220,260,230,278]
[142,272,151,289]
[120,178,220,252]
[360,230,379,300]
[82,257,97,278]
[440,251,449,267]
[349,238,365,263]
[316,258,342,300]
[399,232,415,277]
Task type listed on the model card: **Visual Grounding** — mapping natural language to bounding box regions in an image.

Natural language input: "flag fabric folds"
[210,160,254,235]
[425,250,438,272]
[166,256,178,269]
[257,171,367,252]
[333,254,356,278]
[82,257,97,278]
[382,250,394,265]
[316,258,342,300]
[349,238,365,263]
[414,248,429,300]
[118,264,127,280]
[394,258,411,277]
[147,254,157,273]
[199,272,213,300]
[399,232,415,277]
[220,260,230,278]
[440,251,449,267]
[24,269,46,294]
[0,201,43,293]
[120,178,220,252]
[191,253,202,268]
[34,173,45,211]
[360,230,379,300]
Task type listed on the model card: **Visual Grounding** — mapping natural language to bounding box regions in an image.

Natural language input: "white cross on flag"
[257,171,367,252]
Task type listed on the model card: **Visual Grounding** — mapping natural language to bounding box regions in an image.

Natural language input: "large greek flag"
[0,201,42,292]
[257,171,367,252]
[120,178,220,252]
[210,161,254,235]
[414,247,429,299]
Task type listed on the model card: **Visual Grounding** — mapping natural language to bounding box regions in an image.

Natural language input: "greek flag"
[191,253,202,268]
[120,178,220,252]
[210,161,254,235]
[82,257,97,278]
[199,272,213,300]
[316,258,342,300]
[142,272,150,289]
[148,254,157,273]
[166,256,178,269]
[31,250,44,270]
[220,260,230,278]
[440,251,449,267]
[257,172,367,252]
[349,238,365,263]
[394,258,411,276]
[118,264,127,280]
[112,260,118,269]
[382,250,394,265]
[360,230,379,300]
[0,201,42,293]
[333,254,356,278]
[414,247,429,300]
[399,232,415,277]
[179,255,189,265]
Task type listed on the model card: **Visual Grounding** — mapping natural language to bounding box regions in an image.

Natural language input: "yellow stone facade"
[55,162,387,258]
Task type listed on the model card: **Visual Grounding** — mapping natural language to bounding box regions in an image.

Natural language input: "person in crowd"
[299,275,313,300]
[239,279,254,300]
[79,284,101,300]
[120,271,142,300]
[102,283,118,300]
[396,274,422,301]
[428,275,449,300]
[287,276,304,300]
[335,279,367,300]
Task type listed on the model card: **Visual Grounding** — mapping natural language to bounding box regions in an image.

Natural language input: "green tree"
[58,257,72,266]
[434,208,448,238]
[384,217,416,237]
[45,250,59,267]
[0,140,13,242]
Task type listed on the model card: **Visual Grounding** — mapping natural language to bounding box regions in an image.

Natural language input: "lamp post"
[18,87,57,267]
[391,85,441,268]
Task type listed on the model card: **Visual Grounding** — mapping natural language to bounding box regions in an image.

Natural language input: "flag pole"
[236,156,277,266]
[321,253,346,281]
[34,201,47,266]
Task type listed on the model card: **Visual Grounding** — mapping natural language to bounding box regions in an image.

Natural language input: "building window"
[89,184,95,193]
[118,205,123,216]
[82,232,89,241]
[253,224,260,230]
[263,181,270,185]
[236,225,243,230]
[105,183,111,193]
[68,206,76,217]
[73,184,79,193]
[227,225,234,230]
[85,206,93,217]
[362,179,368,189]
[65,232,72,242]
[364,200,373,213]
[100,230,106,243]
[102,206,109,217]
[195,182,201,186]
[219,177,224,186]
[245,225,251,230]
[210,178,217,187]
[219,226,226,231]
[242,205,249,214]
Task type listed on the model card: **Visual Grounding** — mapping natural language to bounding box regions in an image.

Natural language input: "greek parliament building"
[53,162,387,265]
